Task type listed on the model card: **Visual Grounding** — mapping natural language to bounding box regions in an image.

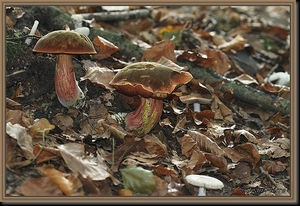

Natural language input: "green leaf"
[120,165,156,194]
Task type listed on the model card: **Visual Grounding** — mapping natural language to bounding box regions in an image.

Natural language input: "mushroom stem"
[55,54,85,108]
[125,97,163,134]
[198,187,206,196]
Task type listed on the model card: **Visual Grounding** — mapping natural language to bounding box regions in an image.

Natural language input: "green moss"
[6,39,25,61]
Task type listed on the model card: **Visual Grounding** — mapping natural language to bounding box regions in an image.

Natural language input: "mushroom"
[109,61,193,134]
[33,30,96,108]
[185,174,224,196]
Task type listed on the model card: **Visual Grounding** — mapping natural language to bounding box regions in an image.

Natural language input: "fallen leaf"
[37,165,73,196]
[57,142,111,181]
[142,39,177,63]
[121,165,156,194]
[16,177,63,196]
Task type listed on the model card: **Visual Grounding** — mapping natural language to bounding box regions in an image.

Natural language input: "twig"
[259,166,277,186]
[80,9,151,22]
[6,34,41,41]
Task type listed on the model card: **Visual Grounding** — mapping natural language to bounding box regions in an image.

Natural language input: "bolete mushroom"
[185,174,224,196]
[32,30,96,108]
[109,61,193,134]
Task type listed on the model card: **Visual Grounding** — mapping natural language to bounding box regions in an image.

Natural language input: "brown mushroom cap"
[33,30,96,54]
[109,62,193,99]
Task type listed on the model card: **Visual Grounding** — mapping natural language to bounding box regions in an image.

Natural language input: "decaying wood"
[27,6,290,116]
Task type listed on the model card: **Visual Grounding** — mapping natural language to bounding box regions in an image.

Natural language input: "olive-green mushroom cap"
[33,30,96,54]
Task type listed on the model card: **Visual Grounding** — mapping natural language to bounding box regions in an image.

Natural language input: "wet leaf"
[121,165,156,194]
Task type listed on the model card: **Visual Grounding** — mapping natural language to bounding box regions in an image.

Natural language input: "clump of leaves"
[120,165,156,194]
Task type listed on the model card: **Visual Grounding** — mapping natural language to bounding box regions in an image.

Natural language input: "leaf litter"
[5,5,291,198]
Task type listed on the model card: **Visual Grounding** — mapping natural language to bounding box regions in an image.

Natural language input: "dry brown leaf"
[151,175,168,196]
[16,177,63,196]
[186,130,225,156]
[33,145,59,164]
[234,143,261,169]
[211,94,234,123]
[10,82,24,101]
[205,153,227,168]
[233,130,258,144]
[28,118,55,138]
[142,39,177,63]
[37,165,73,196]
[80,63,115,92]
[52,113,74,131]
[223,147,244,163]
[92,36,119,60]
[187,150,206,170]
[172,116,187,134]
[6,122,35,160]
[262,160,287,174]
[232,74,259,85]
[152,165,176,176]
[78,174,101,196]
[6,108,34,128]
[123,151,159,167]
[57,143,111,181]
[143,134,168,158]
[232,161,251,179]
[218,34,247,52]
[6,15,14,28]
[201,49,231,75]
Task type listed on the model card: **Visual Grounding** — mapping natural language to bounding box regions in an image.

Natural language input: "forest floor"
[4,5,293,204]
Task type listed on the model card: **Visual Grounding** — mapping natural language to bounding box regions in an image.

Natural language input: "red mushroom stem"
[125,97,163,134]
[55,54,85,108]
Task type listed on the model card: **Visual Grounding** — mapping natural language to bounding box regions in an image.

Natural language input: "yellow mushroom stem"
[124,97,163,134]
[55,54,85,108]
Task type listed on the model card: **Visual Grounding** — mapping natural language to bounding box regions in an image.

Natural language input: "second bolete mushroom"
[33,30,96,108]
[109,61,193,134]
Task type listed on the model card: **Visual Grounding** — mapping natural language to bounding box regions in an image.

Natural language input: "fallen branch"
[29,6,290,116]
[81,9,150,22]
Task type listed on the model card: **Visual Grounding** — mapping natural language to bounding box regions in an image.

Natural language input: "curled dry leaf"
[232,74,259,85]
[6,122,35,160]
[29,118,55,138]
[80,64,115,92]
[187,150,206,171]
[234,143,261,169]
[92,35,119,60]
[142,39,177,63]
[233,129,258,144]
